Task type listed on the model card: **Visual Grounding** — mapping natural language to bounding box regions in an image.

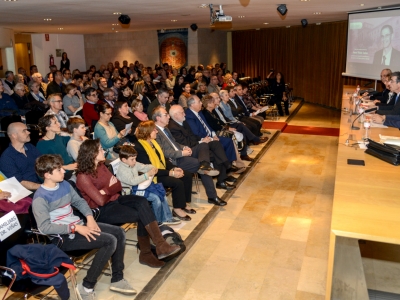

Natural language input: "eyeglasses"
[65,73,71,75]
[89,93,98,97]
[52,100,63,103]
[104,112,112,116]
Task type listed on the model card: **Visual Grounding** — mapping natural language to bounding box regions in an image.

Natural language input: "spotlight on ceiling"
[277,4,287,16]
[301,19,308,27]
[118,15,131,25]
[190,23,198,31]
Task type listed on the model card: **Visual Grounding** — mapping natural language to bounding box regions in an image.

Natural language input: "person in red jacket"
[82,88,99,130]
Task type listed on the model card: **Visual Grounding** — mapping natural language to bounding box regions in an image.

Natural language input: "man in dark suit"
[153,106,228,206]
[184,95,237,163]
[4,71,15,92]
[373,25,400,69]
[147,88,171,119]
[376,72,400,116]
[169,104,237,188]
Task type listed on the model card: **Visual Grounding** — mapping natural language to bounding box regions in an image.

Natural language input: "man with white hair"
[0,122,42,190]
[32,72,48,97]
[44,93,69,129]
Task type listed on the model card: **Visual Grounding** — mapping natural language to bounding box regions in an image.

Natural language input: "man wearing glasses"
[83,87,100,130]
[44,93,69,129]
[373,25,400,67]
[62,69,72,85]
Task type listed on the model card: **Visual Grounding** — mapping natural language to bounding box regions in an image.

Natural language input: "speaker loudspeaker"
[301,19,308,27]
[190,24,198,31]
[118,15,131,25]
[277,4,287,16]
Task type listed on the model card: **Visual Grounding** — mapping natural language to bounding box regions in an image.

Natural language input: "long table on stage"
[326,86,400,299]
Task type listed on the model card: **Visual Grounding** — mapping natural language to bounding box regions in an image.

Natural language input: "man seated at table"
[0,122,42,190]
[374,72,400,116]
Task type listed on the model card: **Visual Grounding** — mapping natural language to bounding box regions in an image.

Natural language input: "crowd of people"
[0,58,290,299]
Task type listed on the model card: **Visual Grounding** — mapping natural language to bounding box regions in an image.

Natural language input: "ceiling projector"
[209,4,232,24]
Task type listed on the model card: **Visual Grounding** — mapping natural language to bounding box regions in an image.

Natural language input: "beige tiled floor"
[151,104,340,300]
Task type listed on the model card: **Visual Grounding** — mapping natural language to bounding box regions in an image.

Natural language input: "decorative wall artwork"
[157,28,188,69]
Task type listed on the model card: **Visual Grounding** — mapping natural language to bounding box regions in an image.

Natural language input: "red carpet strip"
[262,122,287,131]
[282,125,340,136]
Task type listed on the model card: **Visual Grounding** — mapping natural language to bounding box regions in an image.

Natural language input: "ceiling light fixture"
[313,12,321,14]
[58,28,63,30]
[44,18,52,21]
[171,19,178,22]
[300,0,310,1]
[316,23,321,25]
[263,22,269,24]
[112,23,119,26]
[113,12,122,15]
[286,25,291,28]
[360,3,364,6]
[4,0,18,2]
[238,16,245,18]
[198,4,208,8]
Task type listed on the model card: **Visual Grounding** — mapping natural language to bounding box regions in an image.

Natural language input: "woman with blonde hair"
[132,80,152,113]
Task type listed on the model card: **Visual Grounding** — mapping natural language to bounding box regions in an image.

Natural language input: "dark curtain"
[232,21,349,109]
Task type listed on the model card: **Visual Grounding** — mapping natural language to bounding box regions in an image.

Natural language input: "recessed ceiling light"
[238,16,245,18]
[360,3,364,6]
[58,28,63,30]
[316,23,321,25]
[286,25,291,28]
[263,22,269,25]
[4,0,18,2]
[198,4,208,8]
[300,0,310,1]
[44,18,52,21]
[313,12,321,14]
[112,24,119,26]
[171,19,178,22]
[116,31,118,33]
[113,12,122,15]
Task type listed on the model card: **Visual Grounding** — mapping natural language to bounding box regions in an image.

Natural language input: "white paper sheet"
[0,177,32,203]
[124,122,133,136]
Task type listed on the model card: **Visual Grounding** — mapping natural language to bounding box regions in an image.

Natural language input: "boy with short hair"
[116,145,180,226]
[66,117,88,160]
[32,154,136,300]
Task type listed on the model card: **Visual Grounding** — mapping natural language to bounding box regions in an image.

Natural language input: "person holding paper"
[0,122,42,190]
[94,102,128,159]
[241,83,268,120]
[111,101,141,143]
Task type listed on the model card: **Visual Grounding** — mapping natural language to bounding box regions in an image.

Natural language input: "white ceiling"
[0,0,399,34]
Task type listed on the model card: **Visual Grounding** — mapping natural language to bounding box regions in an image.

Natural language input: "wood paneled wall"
[232,21,348,109]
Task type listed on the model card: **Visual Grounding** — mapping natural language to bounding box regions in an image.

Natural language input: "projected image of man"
[373,25,400,67]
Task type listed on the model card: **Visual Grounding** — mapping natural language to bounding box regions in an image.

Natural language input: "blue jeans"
[147,192,173,222]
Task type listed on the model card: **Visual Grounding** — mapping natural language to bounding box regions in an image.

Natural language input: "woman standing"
[267,71,288,116]
[76,139,180,267]
[60,52,70,72]
[94,102,127,159]
[134,121,195,221]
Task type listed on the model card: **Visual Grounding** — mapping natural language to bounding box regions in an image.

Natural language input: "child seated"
[116,145,181,226]
[32,154,136,300]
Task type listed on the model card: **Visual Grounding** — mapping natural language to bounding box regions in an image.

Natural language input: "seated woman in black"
[133,120,195,221]
[111,101,141,143]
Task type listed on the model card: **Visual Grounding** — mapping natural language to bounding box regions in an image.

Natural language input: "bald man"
[0,122,42,190]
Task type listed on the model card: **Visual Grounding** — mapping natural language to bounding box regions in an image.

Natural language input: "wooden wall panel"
[232,21,348,109]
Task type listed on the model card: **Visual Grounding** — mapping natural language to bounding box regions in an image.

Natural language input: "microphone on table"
[351,107,377,130]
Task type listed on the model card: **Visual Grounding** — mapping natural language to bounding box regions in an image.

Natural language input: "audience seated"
[207,75,221,94]
[66,117,88,160]
[178,82,191,109]
[32,154,137,298]
[11,83,31,111]
[98,88,116,108]
[63,83,84,116]
[147,89,171,119]
[143,73,157,100]
[132,81,152,113]
[133,120,196,219]
[115,145,180,225]
[152,106,228,206]
[0,122,42,190]
[94,102,127,159]
[131,99,148,121]
[0,80,19,117]
[111,101,140,143]
[44,93,69,129]
[27,80,48,112]
[75,139,180,267]
[82,87,100,130]
[46,70,66,97]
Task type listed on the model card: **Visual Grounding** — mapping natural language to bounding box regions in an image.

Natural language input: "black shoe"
[183,208,196,214]
[199,161,212,171]
[229,165,239,172]
[172,210,191,221]
[216,181,236,190]
[208,197,227,206]
[240,155,254,162]
[225,175,237,183]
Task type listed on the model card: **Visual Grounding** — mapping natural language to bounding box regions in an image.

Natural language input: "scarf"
[182,92,191,99]
[138,139,166,183]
